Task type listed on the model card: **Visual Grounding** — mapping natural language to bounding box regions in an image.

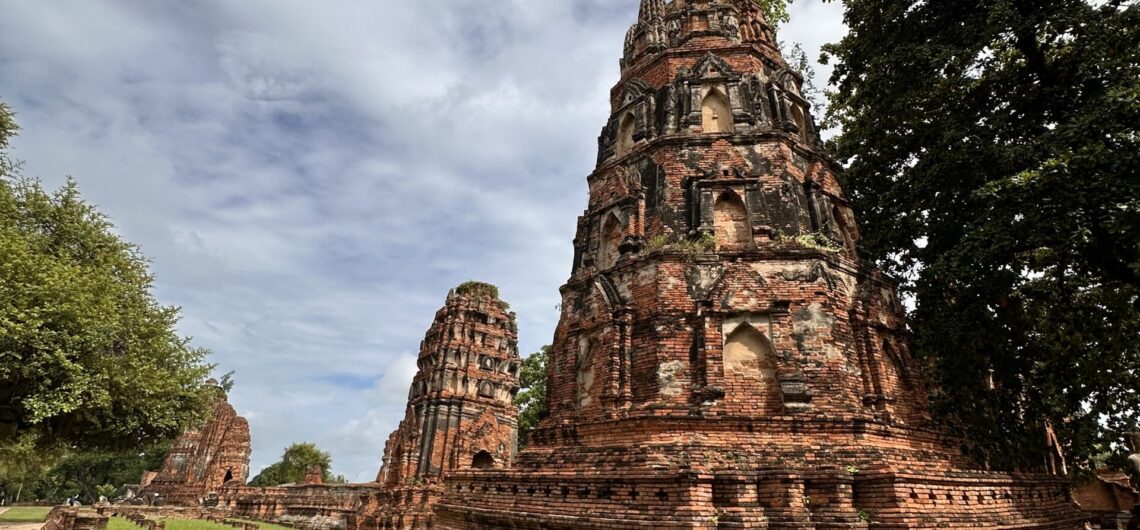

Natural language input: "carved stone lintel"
[778,373,813,413]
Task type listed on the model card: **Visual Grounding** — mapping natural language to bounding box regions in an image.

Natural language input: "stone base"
[434,467,1088,529]
[347,485,443,530]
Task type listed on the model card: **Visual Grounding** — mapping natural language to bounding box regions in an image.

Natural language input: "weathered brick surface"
[141,384,251,506]
[348,285,521,530]
[432,0,1090,528]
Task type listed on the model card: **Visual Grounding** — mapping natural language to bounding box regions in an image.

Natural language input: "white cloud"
[0,0,845,483]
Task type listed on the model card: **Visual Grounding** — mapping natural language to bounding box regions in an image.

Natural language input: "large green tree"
[824,0,1140,470]
[249,443,346,486]
[512,346,548,451]
[0,101,216,453]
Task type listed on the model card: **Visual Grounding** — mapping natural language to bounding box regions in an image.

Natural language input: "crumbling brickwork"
[350,283,521,530]
[141,383,251,506]
[432,0,1091,528]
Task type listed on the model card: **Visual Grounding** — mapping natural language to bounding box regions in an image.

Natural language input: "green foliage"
[825,0,1140,470]
[513,346,548,451]
[454,281,508,310]
[752,0,794,28]
[781,42,821,111]
[30,442,172,503]
[248,443,343,486]
[644,232,717,259]
[0,507,52,523]
[0,102,216,453]
[781,232,843,253]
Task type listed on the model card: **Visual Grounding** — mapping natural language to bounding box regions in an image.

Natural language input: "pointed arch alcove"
[791,104,809,142]
[701,87,734,133]
[713,191,751,249]
[616,112,636,157]
[576,337,599,409]
[599,213,624,270]
[721,322,781,413]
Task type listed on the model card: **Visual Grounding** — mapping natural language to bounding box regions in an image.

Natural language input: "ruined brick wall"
[434,0,1089,528]
[351,284,520,530]
[219,482,374,530]
[141,384,251,506]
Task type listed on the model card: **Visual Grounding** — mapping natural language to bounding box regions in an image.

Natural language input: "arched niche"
[599,213,623,270]
[576,338,598,409]
[791,104,809,142]
[713,191,751,249]
[722,323,781,412]
[616,112,636,157]
[881,339,913,391]
[471,451,495,470]
[701,87,734,133]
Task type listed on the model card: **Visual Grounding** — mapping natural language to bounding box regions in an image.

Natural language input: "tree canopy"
[0,101,216,453]
[248,443,346,486]
[825,0,1140,470]
[512,346,548,451]
[753,0,794,28]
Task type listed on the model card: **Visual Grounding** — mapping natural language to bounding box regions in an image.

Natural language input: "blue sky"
[0,0,845,482]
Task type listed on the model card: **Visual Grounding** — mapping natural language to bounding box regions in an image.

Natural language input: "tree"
[0,101,217,453]
[512,346,548,450]
[39,442,171,504]
[824,0,1140,470]
[753,0,794,28]
[248,443,345,486]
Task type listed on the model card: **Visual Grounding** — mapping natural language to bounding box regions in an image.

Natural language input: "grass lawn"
[111,517,293,530]
[234,519,293,530]
[0,507,53,524]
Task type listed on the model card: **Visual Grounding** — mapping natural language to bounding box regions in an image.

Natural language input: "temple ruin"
[124,1,1138,528]
[429,0,1091,527]
[140,382,251,506]
[350,282,521,530]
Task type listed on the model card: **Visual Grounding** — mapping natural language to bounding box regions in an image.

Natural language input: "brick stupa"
[433,0,1089,528]
[141,382,251,505]
[350,282,522,530]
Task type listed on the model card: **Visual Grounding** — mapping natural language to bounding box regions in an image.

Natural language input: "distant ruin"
[140,382,251,506]
[120,0,1137,528]
[350,282,521,530]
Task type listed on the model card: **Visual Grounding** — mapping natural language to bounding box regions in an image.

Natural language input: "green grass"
[0,507,53,524]
[107,518,136,530]
[110,516,292,530]
[234,519,293,530]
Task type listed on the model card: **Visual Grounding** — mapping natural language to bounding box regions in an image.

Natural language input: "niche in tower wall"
[712,190,750,249]
[721,315,783,413]
[681,53,744,131]
[599,212,625,270]
[701,86,734,133]
[804,181,844,243]
[576,337,599,409]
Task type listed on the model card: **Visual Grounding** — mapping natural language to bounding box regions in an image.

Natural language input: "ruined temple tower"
[141,381,251,505]
[434,0,1088,528]
[351,283,521,530]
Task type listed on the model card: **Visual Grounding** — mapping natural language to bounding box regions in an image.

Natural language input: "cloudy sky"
[0,0,845,481]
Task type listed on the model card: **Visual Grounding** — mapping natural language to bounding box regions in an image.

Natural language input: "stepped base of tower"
[346,485,440,530]
[432,416,1090,529]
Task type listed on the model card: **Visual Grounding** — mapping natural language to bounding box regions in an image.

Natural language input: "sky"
[0,0,846,482]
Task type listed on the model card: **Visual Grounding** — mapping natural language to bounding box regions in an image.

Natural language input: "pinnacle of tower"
[637,0,665,23]
[621,0,778,74]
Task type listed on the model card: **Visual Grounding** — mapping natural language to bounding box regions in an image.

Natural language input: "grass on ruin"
[107,517,137,530]
[108,516,294,530]
[0,507,53,524]
[233,519,293,530]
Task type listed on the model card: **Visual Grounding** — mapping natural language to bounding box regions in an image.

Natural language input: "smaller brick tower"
[350,282,521,530]
[141,382,251,505]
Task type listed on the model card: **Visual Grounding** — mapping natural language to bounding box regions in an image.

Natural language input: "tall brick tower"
[435,0,1088,528]
[141,382,251,505]
[352,282,521,530]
